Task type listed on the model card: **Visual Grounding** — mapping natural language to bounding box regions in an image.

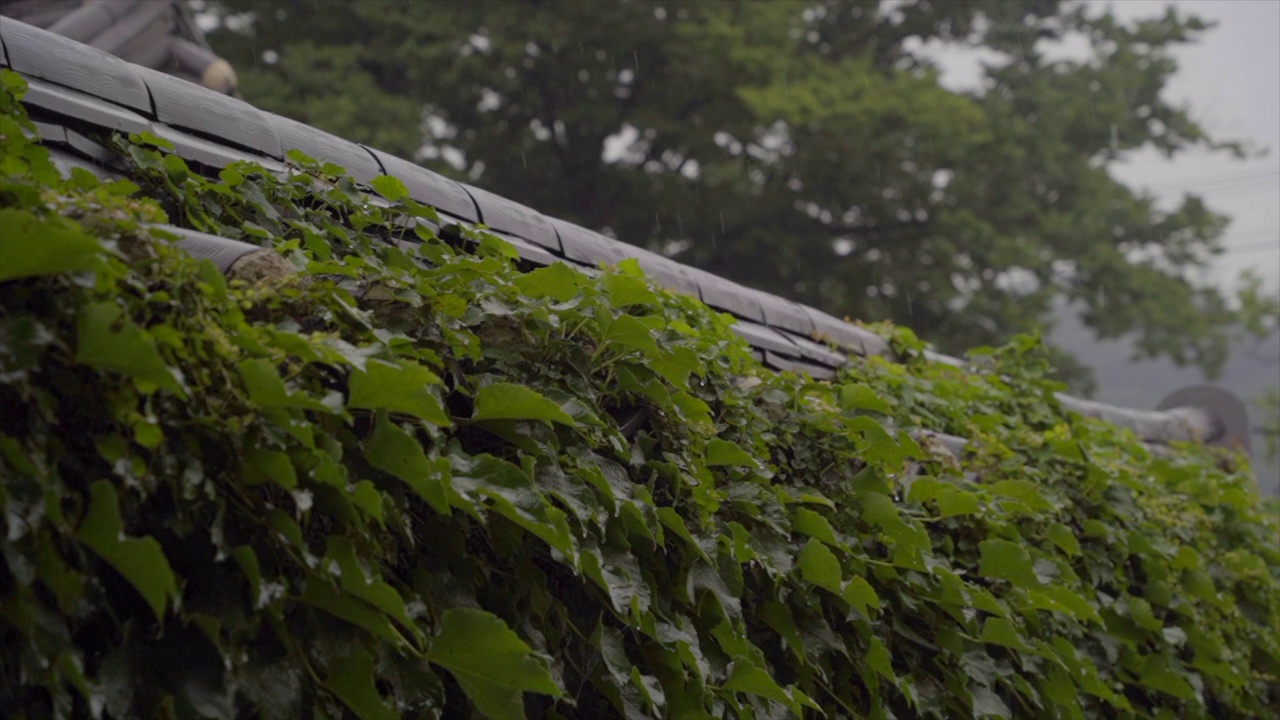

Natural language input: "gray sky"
[923,0,1280,293]
[1106,0,1280,293]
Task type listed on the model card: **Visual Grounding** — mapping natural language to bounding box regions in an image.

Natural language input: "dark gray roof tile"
[778,331,849,369]
[149,123,283,172]
[624,246,700,297]
[137,66,282,158]
[754,291,815,335]
[269,112,382,184]
[460,182,560,252]
[690,268,765,322]
[31,120,67,143]
[549,217,632,267]
[0,18,151,112]
[731,321,798,356]
[62,127,115,163]
[19,77,152,134]
[47,146,116,181]
[923,350,964,367]
[362,147,478,222]
[492,232,557,266]
[153,225,259,273]
[801,306,892,356]
[764,351,836,380]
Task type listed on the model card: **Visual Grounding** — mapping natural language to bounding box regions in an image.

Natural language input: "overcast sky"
[1106,0,1280,293]
[926,0,1280,293]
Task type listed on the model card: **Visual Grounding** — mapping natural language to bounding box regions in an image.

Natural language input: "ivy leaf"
[236,358,330,412]
[514,262,587,302]
[0,208,102,281]
[972,686,1012,719]
[76,482,178,623]
[301,578,401,645]
[348,359,450,426]
[843,576,881,617]
[657,507,709,560]
[671,390,713,427]
[362,415,450,514]
[324,647,398,720]
[369,175,409,202]
[793,507,839,545]
[326,538,417,639]
[865,637,894,679]
[649,345,700,388]
[705,438,757,467]
[991,479,1052,512]
[602,268,659,307]
[860,492,929,557]
[243,448,297,490]
[1138,655,1196,700]
[840,383,891,415]
[722,656,794,710]
[452,453,577,561]
[936,488,980,518]
[599,314,661,358]
[978,539,1041,588]
[979,617,1032,651]
[1046,523,1080,557]
[1038,585,1102,625]
[472,382,577,426]
[77,302,187,398]
[797,539,843,595]
[426,608,561,719]
[759,602,806,661]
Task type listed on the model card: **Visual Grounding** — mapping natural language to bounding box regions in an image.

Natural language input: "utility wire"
[1219,239,1280,254]
[1142,168,1280,192]
[1222,228,1280,239]
[1154,183,1279,201]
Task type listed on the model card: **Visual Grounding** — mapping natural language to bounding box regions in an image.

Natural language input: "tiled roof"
[0,15,1250,456]
[0,0,237,93]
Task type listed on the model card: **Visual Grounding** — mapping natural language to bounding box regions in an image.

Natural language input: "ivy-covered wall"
[1,70,1277,719]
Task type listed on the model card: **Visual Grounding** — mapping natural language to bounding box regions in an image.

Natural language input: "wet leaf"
[76,482,178,622]
[472,382,577,426]
[427,608,560,719]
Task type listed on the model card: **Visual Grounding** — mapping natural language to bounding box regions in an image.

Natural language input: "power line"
[1220,229,1280,243]
[1142,168,1280,192]
[1154,183,1280,201]
[1219,239,1280,255]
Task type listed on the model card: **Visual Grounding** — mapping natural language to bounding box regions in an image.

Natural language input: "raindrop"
[520,153,527,169]
[719,210,726,234]
[633,50,640,71]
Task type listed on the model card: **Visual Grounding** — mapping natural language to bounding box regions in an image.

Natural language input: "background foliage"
[2,70,1278,719]
[205,0,1252,388]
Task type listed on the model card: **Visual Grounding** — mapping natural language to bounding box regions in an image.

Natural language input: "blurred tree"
[206,0,1249,383]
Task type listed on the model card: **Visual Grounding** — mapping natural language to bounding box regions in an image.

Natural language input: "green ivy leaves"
[472,382,577,426]
[363,415,451,514]
[77,301,188,398]
[426,609,561,718]
[0,208,103,281]
[348,359,449,426]
[1,67,1275,720]
[76,482,178,622]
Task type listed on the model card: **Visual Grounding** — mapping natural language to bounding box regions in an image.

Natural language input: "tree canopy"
[206,0,1247,386]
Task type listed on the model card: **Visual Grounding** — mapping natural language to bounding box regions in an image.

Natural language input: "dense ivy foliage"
[1,71,1277,719]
